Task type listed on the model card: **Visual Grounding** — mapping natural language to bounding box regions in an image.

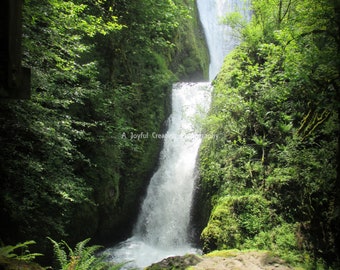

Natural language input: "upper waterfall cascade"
[197,0,250,80]
[104,0,249,268]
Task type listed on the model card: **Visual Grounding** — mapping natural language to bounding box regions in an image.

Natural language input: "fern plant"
[48,238,124,270]
[0,240,43,261]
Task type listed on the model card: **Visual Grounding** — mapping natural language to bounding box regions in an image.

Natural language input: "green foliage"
[1,0,207,258]
[201,195,275,252]
[48,238,123,270]
[0,241,42,262]
[197,0,339,267]
[171,0,209,80]
[243,223,302,264]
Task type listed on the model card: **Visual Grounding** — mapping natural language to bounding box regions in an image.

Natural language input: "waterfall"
[133,83,211,248]
[104,1,249,269]
[104,82,210,269]
[197,0,250,80]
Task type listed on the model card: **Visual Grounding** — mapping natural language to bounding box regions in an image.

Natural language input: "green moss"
[204,249,240,258]
[201,194,275,253]
[201,194,302,265]
[170,0,209,80]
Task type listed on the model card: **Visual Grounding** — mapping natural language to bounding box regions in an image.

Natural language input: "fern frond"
[76,255,98,270]
[48,238,126,270]
[74,238,91,257]
[80,244,102,258]
[47,237,68,268]
[0,245,18,258]
[61,240,74,258]
[0,240,42,261]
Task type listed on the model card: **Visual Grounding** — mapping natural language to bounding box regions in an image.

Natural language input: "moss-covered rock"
[145,254,202,270]
[200,195,275,253]
[170,0,209,81]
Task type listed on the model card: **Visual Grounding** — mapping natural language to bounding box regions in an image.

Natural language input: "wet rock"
[145,254,202,270]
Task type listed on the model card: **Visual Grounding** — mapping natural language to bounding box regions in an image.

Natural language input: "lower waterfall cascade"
[104,82,211,269]
[104,0,249,268]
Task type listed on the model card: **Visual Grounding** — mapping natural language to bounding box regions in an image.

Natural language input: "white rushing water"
[133,83,211,247]
[197,0,250,80]
[104,82,211,269]
[104,0,249,268]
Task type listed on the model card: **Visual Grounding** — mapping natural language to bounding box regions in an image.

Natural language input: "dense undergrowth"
[0,238,125,269]
[0,0,208,259]
[195,0,340,268]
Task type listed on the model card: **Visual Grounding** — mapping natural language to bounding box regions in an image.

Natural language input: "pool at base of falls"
[103,236,201,269]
